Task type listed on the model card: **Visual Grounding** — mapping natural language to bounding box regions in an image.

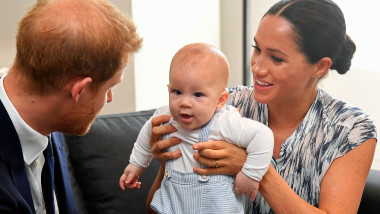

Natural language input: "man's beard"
[56,99,100,136]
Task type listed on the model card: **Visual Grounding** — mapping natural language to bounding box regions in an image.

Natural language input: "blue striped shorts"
[150,168,245,214]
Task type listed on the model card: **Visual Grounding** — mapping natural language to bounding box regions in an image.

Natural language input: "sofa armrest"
[358,169,380,213]
[64,109,159,214]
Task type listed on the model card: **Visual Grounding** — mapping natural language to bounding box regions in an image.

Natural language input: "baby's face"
[168,65,224,130]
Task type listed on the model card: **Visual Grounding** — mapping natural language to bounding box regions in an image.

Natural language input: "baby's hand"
[119,164,144,190]
[234,171,259,201]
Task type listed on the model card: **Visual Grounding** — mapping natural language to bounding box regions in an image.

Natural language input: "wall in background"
[132,0,221,111]
[0,1,31,67]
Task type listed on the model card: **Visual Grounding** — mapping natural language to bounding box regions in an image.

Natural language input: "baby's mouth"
[180,113,193,123]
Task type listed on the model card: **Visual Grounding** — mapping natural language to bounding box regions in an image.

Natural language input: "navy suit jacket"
[0,100,77,214]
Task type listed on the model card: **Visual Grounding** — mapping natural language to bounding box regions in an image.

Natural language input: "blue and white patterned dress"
[226,86,377,214]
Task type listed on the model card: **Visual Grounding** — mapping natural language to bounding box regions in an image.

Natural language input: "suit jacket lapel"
[51,132,78,214]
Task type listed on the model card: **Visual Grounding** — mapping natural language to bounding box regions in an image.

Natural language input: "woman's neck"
[268,89,318,128]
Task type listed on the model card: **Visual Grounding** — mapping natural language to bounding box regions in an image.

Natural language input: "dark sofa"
[63,109,380,214]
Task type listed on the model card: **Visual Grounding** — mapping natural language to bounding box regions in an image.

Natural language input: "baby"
[120,43,274,213]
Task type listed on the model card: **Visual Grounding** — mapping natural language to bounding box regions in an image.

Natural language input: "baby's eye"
[194,92,203,97]
[173,89,181,95]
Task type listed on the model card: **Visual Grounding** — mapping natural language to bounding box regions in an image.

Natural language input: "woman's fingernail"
[193,145,198,150]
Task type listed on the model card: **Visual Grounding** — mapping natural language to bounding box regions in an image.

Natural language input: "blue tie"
[42,136,55,214]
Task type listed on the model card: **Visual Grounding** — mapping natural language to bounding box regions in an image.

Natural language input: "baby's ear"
[216,91,229,109]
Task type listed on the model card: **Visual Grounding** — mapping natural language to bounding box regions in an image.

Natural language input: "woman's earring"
[315,76,318,80]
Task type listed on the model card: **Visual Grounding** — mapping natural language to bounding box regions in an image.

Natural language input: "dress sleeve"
[337,112,377,158]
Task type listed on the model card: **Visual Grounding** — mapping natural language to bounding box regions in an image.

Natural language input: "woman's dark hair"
[265,0,356,74]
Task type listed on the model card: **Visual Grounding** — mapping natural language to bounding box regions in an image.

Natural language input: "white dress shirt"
[0,73,58,214]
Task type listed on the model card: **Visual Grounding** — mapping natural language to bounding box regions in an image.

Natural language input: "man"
[0,0,142,213]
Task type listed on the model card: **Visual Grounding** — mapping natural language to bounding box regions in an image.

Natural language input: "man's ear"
[216,91,229,109]
[70,77,93,103]
[314,57,332,79]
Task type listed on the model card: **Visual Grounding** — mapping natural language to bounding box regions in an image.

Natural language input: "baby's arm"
[120,115,153,191]
[119,163,144,190]
[217,106,274,199]
[235,119,273,200]
[120,106,171,190]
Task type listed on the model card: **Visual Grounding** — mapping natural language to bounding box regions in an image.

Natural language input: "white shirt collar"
[0,73,48,165]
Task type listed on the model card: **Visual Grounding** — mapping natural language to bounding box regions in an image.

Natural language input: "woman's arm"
[259,138,376,214]
[193,138,376,213]
[318,138,376,213]
[146,114,181,214]
[146,165,165,214]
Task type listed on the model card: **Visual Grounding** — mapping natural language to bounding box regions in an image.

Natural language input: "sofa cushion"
[64,109,158,214]
[63,109,379,213]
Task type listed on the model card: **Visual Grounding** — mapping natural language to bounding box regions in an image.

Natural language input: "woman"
[147,0,377,213]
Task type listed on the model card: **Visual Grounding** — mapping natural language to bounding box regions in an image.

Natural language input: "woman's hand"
[192,141,247,175]
[146,114,181,214]
[149,114,182,165]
